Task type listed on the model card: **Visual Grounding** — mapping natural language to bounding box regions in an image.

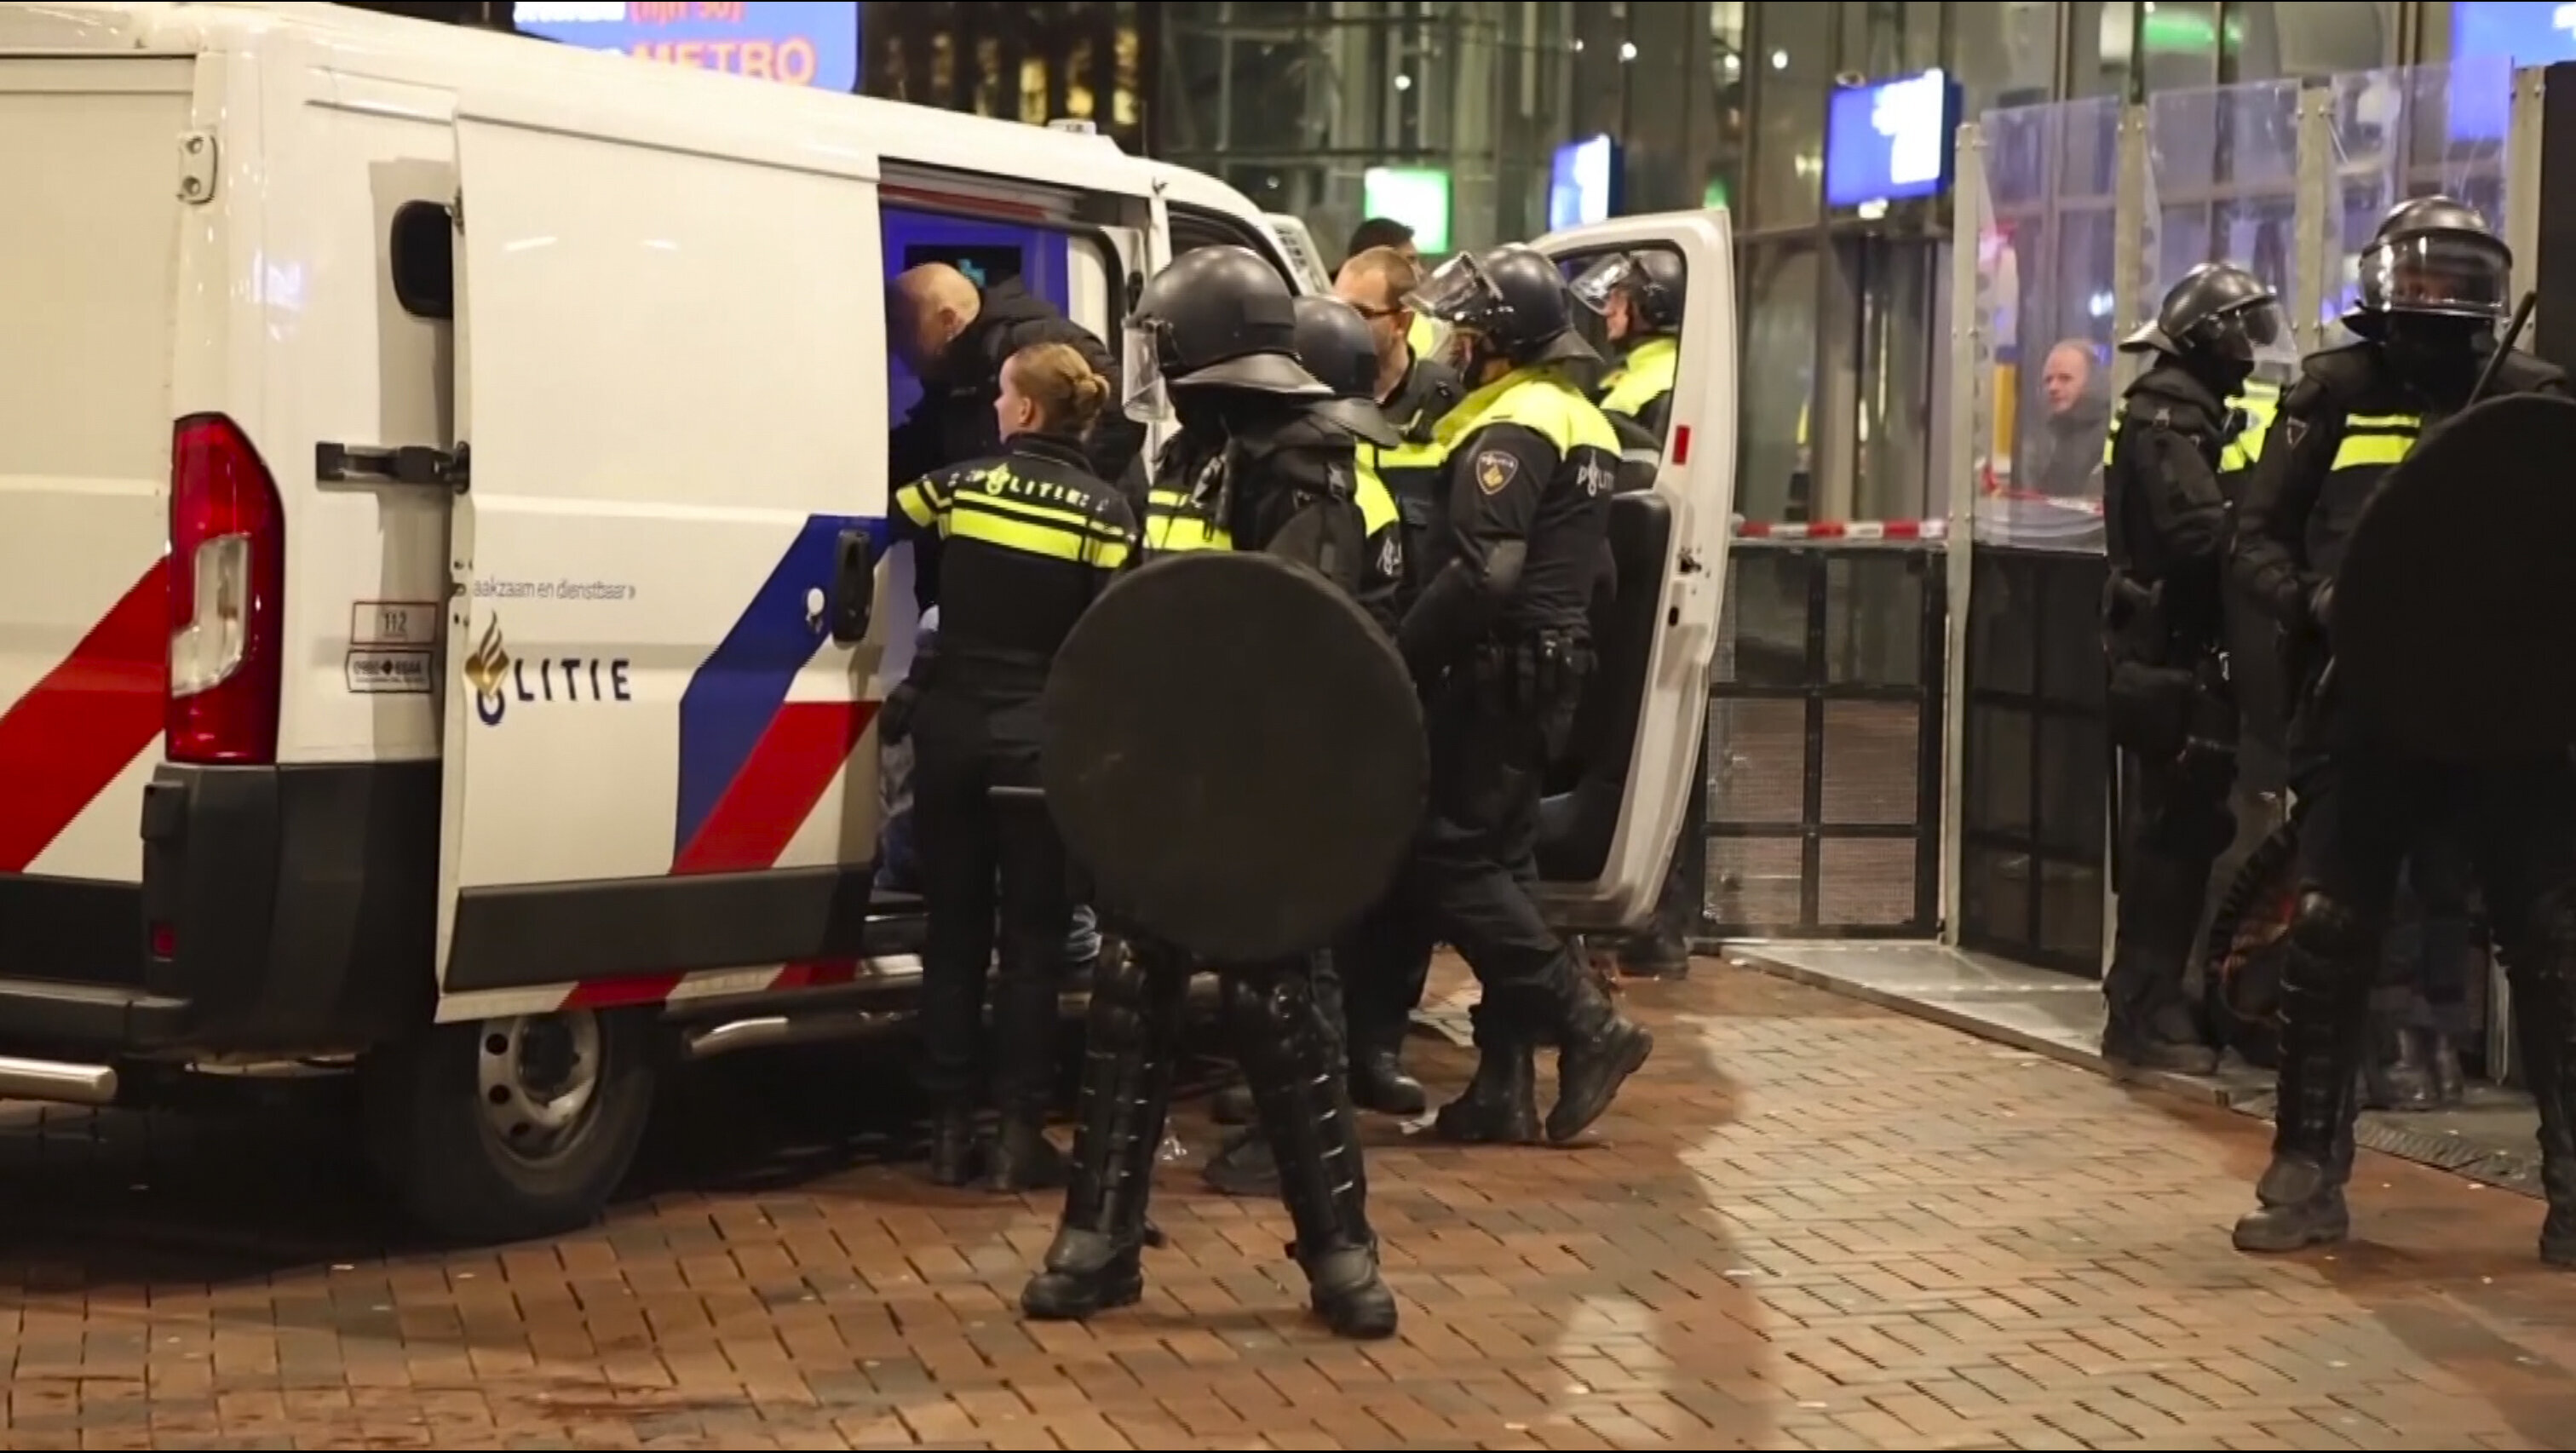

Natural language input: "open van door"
[1530,210,1738,929]
[432,118,888,1017]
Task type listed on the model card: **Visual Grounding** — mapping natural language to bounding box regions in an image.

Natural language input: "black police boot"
[1548,964,1654,1144]
[2372,1017,2435,1112]
[1348,1042,1427,1117]
[1210,1079,1256,1126]
[926,1104,980,1188]
[2502,957,2576,1267]
[2425,1029,2468,1109]
[1615,926,1691,980]
[1429,1025,1541,1146]
[985,1103,1068,1194]
[1228,968,1398,1341]
[1021,950,1188,1322]
[2101,950,2219,1075]
[1202,1124,1280,1197]
[2234,913,2366,1254]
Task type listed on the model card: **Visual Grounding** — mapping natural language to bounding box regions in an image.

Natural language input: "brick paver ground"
[0,961,2570,1450]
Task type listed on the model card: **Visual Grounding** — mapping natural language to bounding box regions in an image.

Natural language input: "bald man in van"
[888,262,1146,496]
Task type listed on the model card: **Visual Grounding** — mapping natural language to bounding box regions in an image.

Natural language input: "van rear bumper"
[0,761,437,1062]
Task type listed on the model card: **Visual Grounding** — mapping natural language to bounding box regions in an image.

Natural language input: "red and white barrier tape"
[1732,519,1949,542]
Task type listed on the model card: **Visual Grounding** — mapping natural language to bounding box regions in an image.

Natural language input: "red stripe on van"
[0,563,170,872]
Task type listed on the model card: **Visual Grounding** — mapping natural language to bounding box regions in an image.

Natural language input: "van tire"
[361,1009,658,1243]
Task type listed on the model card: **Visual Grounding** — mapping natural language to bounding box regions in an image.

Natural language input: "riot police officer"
[1392,244,1655,1146]
[1021,245,1401,1339]
[1199,294,1411,1198]
[2100,261,2284,1077]
[2230,197,2576,1260]
[1571,248,1686,473]
[893,342,1139,1192]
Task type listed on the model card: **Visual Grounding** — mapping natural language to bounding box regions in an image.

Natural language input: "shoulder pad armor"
[2297,343,2376,403]
[2487,349,2569,397]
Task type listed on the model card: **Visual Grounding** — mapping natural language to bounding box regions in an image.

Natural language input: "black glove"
[2305,578,2334,634]
[881,679,920,745]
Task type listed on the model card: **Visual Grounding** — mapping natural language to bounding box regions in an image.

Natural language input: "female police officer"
[890,342,1139,1192]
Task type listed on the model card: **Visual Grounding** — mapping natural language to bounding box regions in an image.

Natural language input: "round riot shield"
[2334,393,2576,764]
[1041,551,1428,962]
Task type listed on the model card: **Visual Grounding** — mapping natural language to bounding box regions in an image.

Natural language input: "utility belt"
[1459,629,1593,738]
[2102,572,2230,761]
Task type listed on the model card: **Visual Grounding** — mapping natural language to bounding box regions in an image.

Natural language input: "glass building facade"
[1153,2,2480,525]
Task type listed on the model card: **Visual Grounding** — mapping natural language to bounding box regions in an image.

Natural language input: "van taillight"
[167,414,285,765]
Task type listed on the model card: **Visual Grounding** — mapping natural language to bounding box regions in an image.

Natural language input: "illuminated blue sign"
[515,2,860,93]
[1823,68,1958,210]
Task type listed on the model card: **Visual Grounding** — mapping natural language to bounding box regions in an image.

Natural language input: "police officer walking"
[891,342,1140,1192]
[2100,262,2284,1076]
[1021,245,1401,1340]
[2230,197,2576,1259]
[1391,244,1655,1146]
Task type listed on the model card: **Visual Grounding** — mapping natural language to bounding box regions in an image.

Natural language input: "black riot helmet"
[1290,295,1400,447]
[2119,262,2284,380]
[2347,195,2512,331]
[1122,245,1331,422]
[1407,244,1600,371]
[1569,249,1686,336]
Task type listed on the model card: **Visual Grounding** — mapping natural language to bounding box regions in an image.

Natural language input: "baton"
[2468,288,2540,407]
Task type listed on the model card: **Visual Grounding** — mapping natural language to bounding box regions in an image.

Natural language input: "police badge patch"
[1475,449,1519,494]
[1376,529,1403,581]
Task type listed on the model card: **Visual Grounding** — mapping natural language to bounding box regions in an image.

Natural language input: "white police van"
[0,0,1736,1241]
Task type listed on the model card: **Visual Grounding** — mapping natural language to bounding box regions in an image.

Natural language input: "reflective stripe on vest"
[1598,335,1679,421]
[1142,487,1231,554]
[1354,454,1398,539]
[2222,381,2280,474]
[2332,411,2422,469]
[1435,365,1624,459]
[895,465,1133,569]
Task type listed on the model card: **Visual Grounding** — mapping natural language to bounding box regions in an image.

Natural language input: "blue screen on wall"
[1549,135,1620,232]
[2448,2,2576,142]
[1823,68,1960,210]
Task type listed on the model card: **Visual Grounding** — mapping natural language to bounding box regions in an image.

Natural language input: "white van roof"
[7,3,1277,222]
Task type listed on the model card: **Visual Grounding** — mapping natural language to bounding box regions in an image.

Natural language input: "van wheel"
[362,1009,657,1243]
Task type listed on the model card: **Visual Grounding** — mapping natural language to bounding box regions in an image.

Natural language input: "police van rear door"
[431,111,891,1018]
[1532,210,1738,929]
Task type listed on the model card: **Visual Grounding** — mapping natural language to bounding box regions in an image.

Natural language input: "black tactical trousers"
[2108,747,2236,1037]
[1410,686,1579,1044]
[1337,886,1433,1061]
[913,695,1073,1115]
[1036,943,1379,1295]
[2264,737,2576,1251]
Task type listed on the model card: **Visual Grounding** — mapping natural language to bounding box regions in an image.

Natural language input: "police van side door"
[433,112,889,1016]
[1531,210,1739,928]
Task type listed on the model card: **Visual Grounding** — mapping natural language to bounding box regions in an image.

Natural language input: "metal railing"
[1698,532,1947,940]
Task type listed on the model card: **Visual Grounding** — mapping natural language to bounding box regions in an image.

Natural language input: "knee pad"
[2285,890,2375,964]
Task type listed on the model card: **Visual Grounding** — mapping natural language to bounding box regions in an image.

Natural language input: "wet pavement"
[0,961,2569,1450]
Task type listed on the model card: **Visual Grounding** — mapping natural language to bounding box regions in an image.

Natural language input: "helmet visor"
[1404,253,1501,328]
[2199,297,2287,362]
[1567,253,1641,315]
[2359,232,2511,319]
[1121,322,1170,425]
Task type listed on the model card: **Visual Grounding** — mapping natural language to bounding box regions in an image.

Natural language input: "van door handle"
[829,529,876,645]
